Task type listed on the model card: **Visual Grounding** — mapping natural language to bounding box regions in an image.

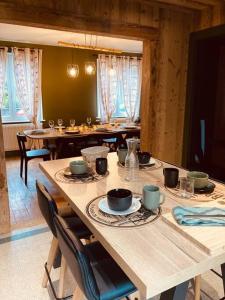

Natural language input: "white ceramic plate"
[139,157,156,166]
[98,197,141,216]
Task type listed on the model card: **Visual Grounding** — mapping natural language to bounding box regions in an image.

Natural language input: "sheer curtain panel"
[97,54,142,122]
[0,47,8,107]
[13,47,42,128]
[97,54,118,122]
[120,57,142,121]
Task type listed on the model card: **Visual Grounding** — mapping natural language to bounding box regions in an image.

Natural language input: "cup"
[179,177,194,198]
[163,168,179,188]
[69,160,88,175]
[96,158,107,175]
[143,185,165,211]
[187,171,209,189]
[117,148,128,165]
[138,152,151,164]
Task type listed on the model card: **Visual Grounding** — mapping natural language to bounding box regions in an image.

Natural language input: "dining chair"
[17,132,51,185]
[54,214,137,300]
[36,181,92,297]
[55,137,87,159]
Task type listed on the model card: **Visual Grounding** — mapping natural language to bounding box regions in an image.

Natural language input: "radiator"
[3,123,33,151]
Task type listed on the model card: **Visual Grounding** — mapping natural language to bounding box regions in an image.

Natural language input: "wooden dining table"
[24,126,140,140]
[39,152,225,300]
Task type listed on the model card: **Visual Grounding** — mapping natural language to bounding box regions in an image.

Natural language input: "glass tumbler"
[179,177,194,198]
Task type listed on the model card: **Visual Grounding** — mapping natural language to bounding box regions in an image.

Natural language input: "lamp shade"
[67,64,79,78]
[85,62,96,75]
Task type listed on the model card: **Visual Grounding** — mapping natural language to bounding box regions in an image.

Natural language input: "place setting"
[117,142,163,171]
[86,184,163,228]
[162,167,225,202]
[54,146,109,183]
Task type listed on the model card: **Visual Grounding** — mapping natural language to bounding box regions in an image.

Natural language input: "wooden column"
[0,113,10,234]
[141,9,195,166]
[140,39,159,153]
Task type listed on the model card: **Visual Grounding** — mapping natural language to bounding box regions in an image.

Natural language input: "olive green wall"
[0,40,98,125]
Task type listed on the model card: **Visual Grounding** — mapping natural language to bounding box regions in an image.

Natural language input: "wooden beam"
[143,0,209,10]
[0,112,10,234]
[0,2,159,40]
[140,39,159,152]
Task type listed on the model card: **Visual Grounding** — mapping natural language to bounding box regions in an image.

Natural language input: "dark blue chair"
[36,181,92,297]
[54,214,137,300]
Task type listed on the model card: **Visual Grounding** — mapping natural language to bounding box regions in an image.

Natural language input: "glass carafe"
[125,138,139,181]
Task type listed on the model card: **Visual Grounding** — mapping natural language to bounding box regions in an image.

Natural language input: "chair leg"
[194,275,201,300]
[25,160,28,185]
[72,284,85,300]
[42,237,59,288]
[58,255,67,298]
[20,157,23,178]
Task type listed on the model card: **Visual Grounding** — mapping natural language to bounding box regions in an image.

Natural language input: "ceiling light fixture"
[67,48,79,78]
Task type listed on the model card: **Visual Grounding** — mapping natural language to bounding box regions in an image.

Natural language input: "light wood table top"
[39,153,225,299]
[24,127,140,140]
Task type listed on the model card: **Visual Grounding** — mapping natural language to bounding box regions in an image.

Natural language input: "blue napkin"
[172,206,225,226]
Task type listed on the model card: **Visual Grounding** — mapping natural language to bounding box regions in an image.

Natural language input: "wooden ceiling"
[141,0,223,11]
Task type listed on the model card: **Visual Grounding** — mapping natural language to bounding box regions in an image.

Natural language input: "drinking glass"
[48,120,54,129]
[70,119,75,128]
[87,117,92,127]
[179,177,194,198]
[58,119,63,128]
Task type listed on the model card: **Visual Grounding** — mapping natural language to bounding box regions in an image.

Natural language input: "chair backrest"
[36,181,58,237]
[54,214,100,300]
[16,132,27,156]
[56,137,87,159]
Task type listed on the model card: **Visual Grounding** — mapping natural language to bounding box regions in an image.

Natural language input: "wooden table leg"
[42,237,58,288]
[72,284,85,300]
[194,275,201,300]
[58,255,67,298]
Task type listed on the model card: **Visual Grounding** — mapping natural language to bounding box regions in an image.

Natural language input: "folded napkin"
[172,206,225,226]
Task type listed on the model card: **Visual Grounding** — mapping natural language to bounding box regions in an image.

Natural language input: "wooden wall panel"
[141,9,195,165]
[0,113,10,234]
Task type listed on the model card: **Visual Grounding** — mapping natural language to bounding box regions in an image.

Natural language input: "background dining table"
[39,152,225,300]
[23,126,140,140]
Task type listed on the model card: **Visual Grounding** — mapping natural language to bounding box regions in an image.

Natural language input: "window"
[97,55,142,122]
[1,53,28,123]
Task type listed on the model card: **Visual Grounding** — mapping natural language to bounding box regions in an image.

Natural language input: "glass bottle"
[125,138,139,181]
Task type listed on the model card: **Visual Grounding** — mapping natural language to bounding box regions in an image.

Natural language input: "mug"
[117,148,128,164]
[163,168,179,188]
[143,185,165,210]
[138,151,151,164]
[96,157,107,175]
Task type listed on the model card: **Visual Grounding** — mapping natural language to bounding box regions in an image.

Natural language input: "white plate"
[139,157,156,166]
[98,197,141,216]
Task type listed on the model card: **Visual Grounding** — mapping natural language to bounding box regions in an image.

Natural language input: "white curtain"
[97,54,118,122]
[119,56,142,121]
[0,47,8,108]
[13,47,42,128]
[97,54,142,122]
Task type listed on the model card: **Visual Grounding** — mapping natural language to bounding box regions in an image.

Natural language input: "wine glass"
[70,119,75,128]
[58,119,63,128]
[87,117,92,127]
[48,120,54,130]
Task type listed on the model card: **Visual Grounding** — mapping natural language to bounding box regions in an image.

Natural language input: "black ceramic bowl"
[107,188,132,211]
[138,152,151,164]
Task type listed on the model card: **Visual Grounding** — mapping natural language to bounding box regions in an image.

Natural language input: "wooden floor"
[6,156,53,230]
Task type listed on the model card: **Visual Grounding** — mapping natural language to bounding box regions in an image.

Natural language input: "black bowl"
[107,189,132,211]
[138,152,151,164]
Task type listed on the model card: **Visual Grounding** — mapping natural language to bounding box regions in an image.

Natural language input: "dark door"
[184,25,225,182]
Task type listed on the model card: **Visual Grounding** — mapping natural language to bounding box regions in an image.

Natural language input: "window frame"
[1,53,29,124]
